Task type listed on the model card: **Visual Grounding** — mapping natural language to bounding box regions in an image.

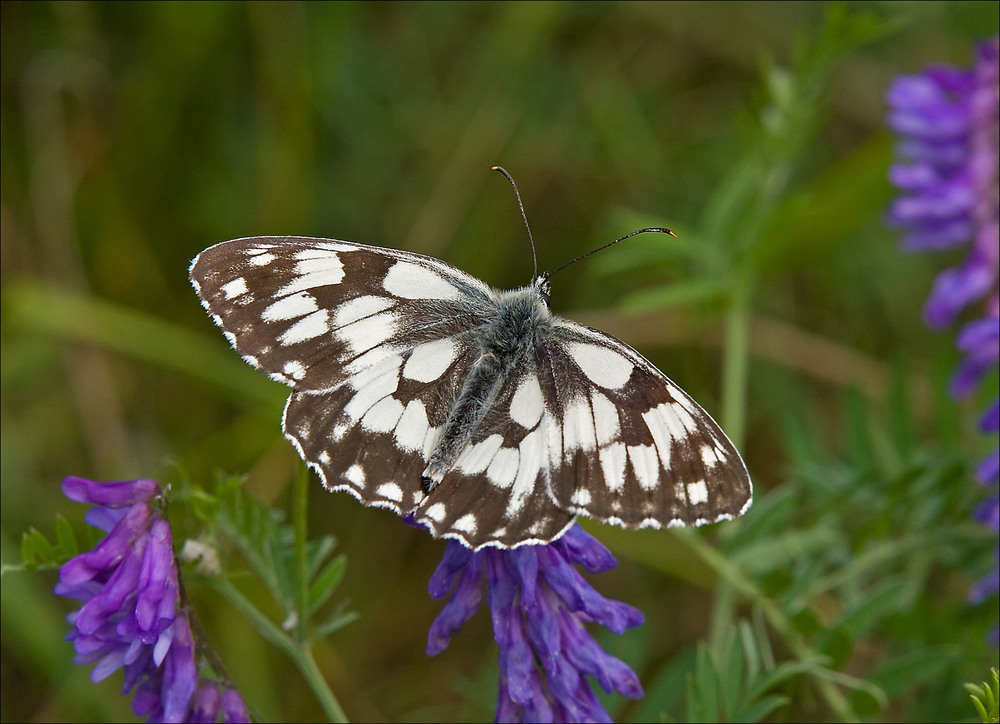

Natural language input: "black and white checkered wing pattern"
[536,320,752,529]
[191,236,752,550]
[191,236,491,512]
[189,236,494,393]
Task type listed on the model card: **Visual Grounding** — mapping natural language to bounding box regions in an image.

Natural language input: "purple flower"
[887,36,998,327]
[887,36,999,643]
[56,476,249,723]
[427,524,644,722]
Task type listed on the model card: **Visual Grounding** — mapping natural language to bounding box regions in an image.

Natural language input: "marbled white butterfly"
[190,175,752,550]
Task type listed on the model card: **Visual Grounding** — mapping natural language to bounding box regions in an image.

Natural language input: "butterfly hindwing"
[282,341,476,515]
[537,321,752,529]
[411,366,575,548]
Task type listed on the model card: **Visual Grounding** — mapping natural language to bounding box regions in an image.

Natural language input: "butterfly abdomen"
[421,286,551,491]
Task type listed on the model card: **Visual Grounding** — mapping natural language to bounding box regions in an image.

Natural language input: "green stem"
[708,269,751,656]
[209,578,349,722]
[721,270,751,449]
[294,465,309,641]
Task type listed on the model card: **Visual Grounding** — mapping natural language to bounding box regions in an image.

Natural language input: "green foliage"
[193,473,357,646]
[966,668,1000,724]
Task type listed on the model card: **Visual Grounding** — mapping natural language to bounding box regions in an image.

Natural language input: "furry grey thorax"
[421,276,552,491]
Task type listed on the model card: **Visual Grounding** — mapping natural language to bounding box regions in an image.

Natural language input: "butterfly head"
[532,273,552,307]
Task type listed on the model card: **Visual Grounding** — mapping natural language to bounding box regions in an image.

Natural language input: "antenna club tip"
[666,229,678,238]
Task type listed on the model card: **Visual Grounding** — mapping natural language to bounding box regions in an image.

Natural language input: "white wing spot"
[701,445,720,468]
[510,375,544,429]
[673,402,698,434]
[375,482,404,502]
[279,309,330,346]
[590,391,621,446]
[456,434,504,474]
[247,251,276,266]
[292,254,346,283]
[564,342,634,390]
[383,261,459,300]
[343,362,400,423]
[658,403,690,440]
[345,344,402,376]
[687,480,709,505]
[272,257,344,297]
[642,404,674,470]
[563,398,597,452]
[421,424,441,460]
[361,396,405,433]
[571,488,592,506]
[221,277,248,300]
[263,292,318,322]
[424,502,447,522]
[334,295,395,328]
[452,514,478,534]
[394,400,430,453]
[599,442,628,493]
[628,444,660,491]
[486,447,519,489]
[338,311,397,356]
[505,428,544,518]
[546,420,562,468]
[345,465,365,486]
[283,360,306,381]
[403,338,459,382]
[294,242,354,256]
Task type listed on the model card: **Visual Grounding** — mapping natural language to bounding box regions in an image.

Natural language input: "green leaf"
[310,609,360,642]
[746,657,828,703]
[21,528,55,568]
[307,553,347,616]
[305,536,337,580]
[54,514,78,559]
[736,693,791,723]
[965,668,1000,724]
[719,630,745,719]
[20,530,39,568]
[687,644,720,723]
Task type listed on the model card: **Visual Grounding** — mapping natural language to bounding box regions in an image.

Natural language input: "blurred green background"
[2,2,998,722]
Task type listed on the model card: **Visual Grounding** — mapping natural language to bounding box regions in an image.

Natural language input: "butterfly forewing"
[190,235,752,550]
[189,237,494,392]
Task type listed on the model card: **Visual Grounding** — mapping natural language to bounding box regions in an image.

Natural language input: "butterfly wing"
[191,236,751,549]
[190,236,495,392]
[407,366,576,549]
[191,236,498,516]
[536,319,752,529]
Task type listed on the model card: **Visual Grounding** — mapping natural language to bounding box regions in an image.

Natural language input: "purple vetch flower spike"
[55,476,249,722]
[427,524,644,722]
[888,35,1000,646]
[887,36,999,328]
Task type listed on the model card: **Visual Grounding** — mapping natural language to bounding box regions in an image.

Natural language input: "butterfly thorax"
[420,281,552,493]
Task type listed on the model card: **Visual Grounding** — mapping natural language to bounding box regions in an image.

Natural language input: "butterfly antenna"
[492,166,538,278]
[548,226,677,278]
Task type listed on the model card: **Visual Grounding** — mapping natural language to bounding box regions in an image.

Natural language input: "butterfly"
[189,189,751,550]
